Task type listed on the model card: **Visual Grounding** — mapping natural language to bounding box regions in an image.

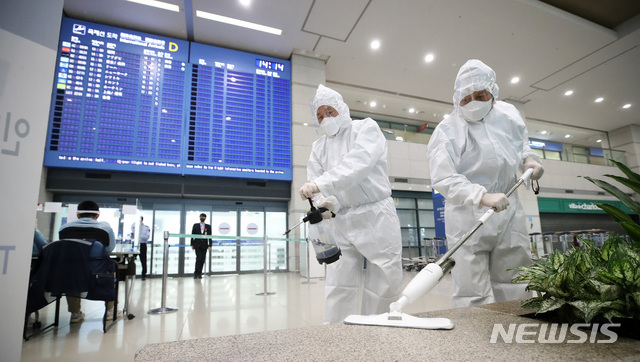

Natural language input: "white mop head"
[343,313,454,330]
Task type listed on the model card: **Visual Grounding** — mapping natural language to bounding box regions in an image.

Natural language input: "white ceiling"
[62,0,640,149]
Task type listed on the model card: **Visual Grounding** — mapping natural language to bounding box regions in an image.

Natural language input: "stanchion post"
[256,235,275,296]
[148,231,178,314]
[302,237,316,284]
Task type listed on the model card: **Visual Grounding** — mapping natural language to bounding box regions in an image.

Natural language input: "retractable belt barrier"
[148,232,307,315]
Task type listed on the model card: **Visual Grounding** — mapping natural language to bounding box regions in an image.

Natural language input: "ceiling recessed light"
[408,107,415,113]
[541,130,548,135]
[595,97,604,103]
[370,101,377,107]
[239,0,251,7]
[564,90,573,96]
[370,40,380,50]
[623,103,632,109]
[510,77,520,84]
[565,134,571,138]
[424,53,434,63]
[196,10,282,35]
[126,0,180,12]
[596,139,602,143]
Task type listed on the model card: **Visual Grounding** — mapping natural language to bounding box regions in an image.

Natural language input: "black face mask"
[200,218,206,223]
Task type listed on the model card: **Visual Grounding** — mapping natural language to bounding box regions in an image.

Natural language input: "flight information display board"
[43,17,292,181]
[187,43,292,179]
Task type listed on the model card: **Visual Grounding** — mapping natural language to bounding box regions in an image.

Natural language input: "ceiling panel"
[303,0,370,41]
[64,0,188,40]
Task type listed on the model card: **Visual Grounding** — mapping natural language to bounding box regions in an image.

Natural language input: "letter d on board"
[169,42,178,52]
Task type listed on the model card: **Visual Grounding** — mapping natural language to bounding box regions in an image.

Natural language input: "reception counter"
[134,300,640,361]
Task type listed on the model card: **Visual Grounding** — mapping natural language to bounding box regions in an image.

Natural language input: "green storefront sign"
[537,197,633,214]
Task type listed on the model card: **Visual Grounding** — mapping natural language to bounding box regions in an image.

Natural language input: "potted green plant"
[513,160,640,336]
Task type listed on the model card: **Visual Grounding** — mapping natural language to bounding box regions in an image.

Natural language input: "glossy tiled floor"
[21,270,454,361]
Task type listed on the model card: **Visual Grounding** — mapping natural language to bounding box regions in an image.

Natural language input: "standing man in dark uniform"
[191,213,211,279]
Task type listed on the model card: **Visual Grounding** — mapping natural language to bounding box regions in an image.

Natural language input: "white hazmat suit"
[427,60,542,308]
[304,84,403,324]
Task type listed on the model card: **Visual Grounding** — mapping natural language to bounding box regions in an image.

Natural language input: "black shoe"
[193,275,198,279]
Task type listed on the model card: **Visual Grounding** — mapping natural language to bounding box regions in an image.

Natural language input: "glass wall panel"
[533,149,544,159]
[265,212,287,271]
[397,210,417,228]
[590,156,606,165]
[417,199,433,210]
[420,227,436,240]
[544,151,562,160]
[394,198,415,209]
[152,209,181,275]
[418,210,435,228]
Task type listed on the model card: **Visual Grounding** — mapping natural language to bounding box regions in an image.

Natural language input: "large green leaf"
[620,221,640,243]
[608,159,640,184]
[604,174,640,195]
[597,269,624,285]
[568,300,614,323]
[602,309,632,323]
[538,297,567,314]
[550,252,565,271]
[596,203,636,224]
[631,292,640,309]
[521,297,544,310]
[609,259,636,287]
[582,176,640,215]
[588,279,623,301]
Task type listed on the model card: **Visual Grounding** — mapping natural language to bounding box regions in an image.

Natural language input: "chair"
[59,227,111,247]
[24,238,118,340]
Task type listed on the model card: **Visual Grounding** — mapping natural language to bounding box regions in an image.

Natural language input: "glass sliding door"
[51,196,289,276]
[184,209,210,276]
[153,206,182,275]
[210,210,238,273]
[239,210,265,272]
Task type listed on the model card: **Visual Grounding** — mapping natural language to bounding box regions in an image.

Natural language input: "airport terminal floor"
[21,271,454,361]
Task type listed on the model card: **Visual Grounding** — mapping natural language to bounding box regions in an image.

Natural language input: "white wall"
[537,158,632,197]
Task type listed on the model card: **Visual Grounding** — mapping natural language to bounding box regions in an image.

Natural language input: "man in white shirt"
[132,216,151,280]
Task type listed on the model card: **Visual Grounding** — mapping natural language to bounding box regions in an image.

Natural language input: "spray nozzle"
[282,198,335,235]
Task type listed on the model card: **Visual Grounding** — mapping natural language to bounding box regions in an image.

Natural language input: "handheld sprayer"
[283,199,341,265]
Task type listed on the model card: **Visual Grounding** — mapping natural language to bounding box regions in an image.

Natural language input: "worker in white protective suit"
[427,59,544,308]
[300,84,403,324]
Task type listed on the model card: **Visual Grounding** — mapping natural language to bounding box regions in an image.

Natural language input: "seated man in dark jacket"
[58,200,117,323]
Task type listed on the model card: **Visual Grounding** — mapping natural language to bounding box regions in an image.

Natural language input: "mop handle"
[436,168,534,267]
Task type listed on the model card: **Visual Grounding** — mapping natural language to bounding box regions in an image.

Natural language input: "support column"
[0,1,63,360]
[609,125,640,173]
[288,54,326,271]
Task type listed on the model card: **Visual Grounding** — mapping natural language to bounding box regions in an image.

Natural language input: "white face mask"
[320,116,340,136]
[460,100,492,122]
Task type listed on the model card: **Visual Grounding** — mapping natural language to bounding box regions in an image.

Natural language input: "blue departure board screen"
[43,17,293,181]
